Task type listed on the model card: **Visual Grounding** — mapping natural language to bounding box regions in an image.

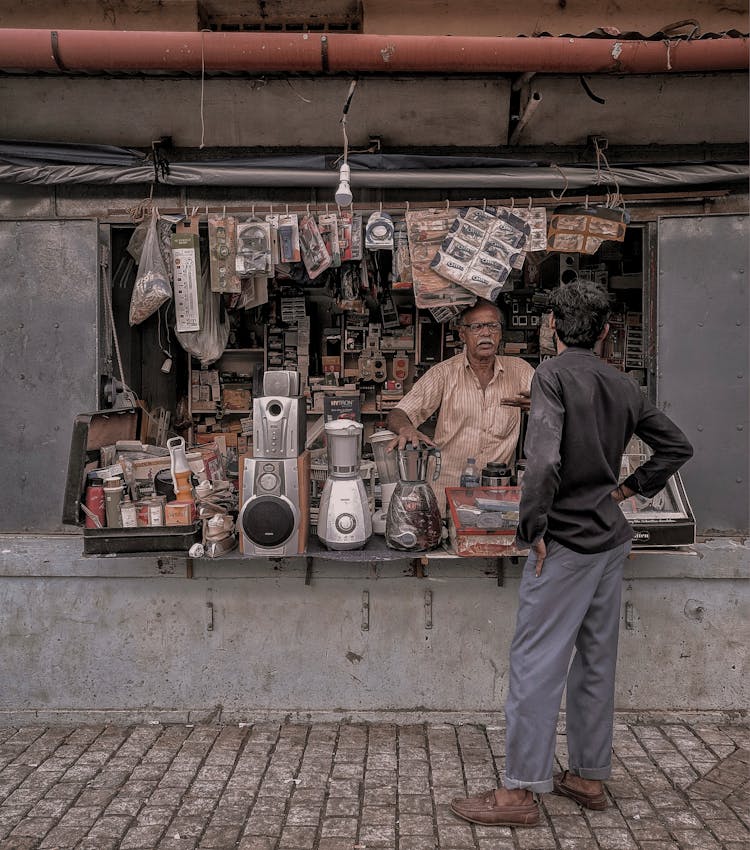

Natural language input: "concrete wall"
[0,536,747,724]
[1,74,748,150]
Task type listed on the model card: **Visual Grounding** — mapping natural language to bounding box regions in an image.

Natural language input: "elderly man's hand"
[387,426,436,452]
[500,391,531,411]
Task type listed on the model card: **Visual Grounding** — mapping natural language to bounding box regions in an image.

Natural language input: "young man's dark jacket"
[517,347,693,554]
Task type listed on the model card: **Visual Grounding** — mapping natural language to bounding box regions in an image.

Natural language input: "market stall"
[59,195,696,561]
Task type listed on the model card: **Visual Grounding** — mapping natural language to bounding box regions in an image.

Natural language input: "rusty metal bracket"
[412,556,429,578]
[361,591,370,631]
[424,590,433,629]
[496,558,505,587]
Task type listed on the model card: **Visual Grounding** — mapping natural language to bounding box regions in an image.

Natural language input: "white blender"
[369,429,400,535]
[317,420,372,550]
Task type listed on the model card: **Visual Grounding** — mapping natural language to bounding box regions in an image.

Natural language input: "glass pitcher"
[385,444,443,551]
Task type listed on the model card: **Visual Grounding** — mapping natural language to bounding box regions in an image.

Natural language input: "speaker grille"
[242,496,295,546]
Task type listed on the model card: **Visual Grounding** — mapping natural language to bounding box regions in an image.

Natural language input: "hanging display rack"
[107,188,730,222]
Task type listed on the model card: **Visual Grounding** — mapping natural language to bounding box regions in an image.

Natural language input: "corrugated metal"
[0,219,100,533]
[657,214,749,535]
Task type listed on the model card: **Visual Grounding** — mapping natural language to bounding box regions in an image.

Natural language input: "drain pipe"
[509,91,542,145]
[0,29,746,74]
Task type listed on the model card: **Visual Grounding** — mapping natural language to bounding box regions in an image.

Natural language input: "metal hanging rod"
[107,189,729,220]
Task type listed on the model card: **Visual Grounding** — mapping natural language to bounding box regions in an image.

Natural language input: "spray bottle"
[167,437,196,519]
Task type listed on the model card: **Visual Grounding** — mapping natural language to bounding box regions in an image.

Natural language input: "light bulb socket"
[335,163,353,207]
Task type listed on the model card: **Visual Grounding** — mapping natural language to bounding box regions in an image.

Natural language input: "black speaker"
[559,254,579,285]
[238,454,310,556]
[417,315,443,364]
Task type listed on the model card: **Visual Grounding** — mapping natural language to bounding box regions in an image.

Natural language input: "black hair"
[459,298,504,327]
[549,280,610,349]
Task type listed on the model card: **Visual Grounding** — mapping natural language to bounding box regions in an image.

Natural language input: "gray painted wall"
[0,74,747,150]
[657,215,750,535]
[0,537,747,723]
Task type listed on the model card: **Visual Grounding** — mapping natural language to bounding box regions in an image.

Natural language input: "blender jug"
[385,444,443,551]
[317,420,372,550]
[369,429,400,535]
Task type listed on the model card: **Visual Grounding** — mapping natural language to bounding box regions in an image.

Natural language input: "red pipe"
[0,29,746,74]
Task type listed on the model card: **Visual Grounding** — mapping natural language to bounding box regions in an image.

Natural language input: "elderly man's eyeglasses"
[461,321,502,334]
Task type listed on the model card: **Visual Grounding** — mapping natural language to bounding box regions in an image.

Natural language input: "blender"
[369,429,400,535]
[386,443,443,551]
[317,420,372,550]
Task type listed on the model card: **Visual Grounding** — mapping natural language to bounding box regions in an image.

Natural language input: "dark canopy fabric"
[0,140,745,189]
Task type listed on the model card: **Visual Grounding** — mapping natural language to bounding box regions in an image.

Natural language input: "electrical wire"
[199,29,210,149]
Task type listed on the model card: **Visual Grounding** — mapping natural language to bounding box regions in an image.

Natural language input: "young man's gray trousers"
[503,538,632,793]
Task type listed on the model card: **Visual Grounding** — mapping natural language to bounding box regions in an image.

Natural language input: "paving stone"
[316,839,357,850]
[320,817,358,838]
[2,718,750,850]
[197,822,243,847]
[358,823,396,846]
[277,826,319,849]
[156,838,198,850]
[704,816,750,842]
[237,837,276,850]
[324,796,360,817]
[668,829,723,849]
[400,837,439,850]
[550,813,594,836]
[361,805,395,827]
[594,826,641,849]
[168,816,206,838]
[363,785,397,806]
[556,839,600,850]
[119,823,169,848]
[0,838,41,850]
[399,794,434,815]
[515,825,557,847]
[8,815,56,838]
[399,812,434,835]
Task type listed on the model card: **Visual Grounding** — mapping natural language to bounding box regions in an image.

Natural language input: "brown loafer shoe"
[553,770,608,810]
[450,787,540,827]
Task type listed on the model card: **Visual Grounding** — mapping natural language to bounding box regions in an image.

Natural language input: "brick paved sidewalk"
[0,719,747,850]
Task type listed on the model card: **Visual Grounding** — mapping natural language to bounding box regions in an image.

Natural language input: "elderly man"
[387,298,534,515]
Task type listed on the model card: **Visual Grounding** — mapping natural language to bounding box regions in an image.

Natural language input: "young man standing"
[451,280,693,827]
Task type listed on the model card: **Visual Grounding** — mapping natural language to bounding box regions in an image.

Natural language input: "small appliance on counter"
[317,420,372,550]
[385,443,443,551]
[369,429,400,535]
[445,485,527,557]
[62,408,202,554]
[239,370,309,556]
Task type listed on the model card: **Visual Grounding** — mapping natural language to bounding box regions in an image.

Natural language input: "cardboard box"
[223,387,252,410]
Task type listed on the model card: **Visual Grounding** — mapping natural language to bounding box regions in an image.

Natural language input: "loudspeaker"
[253,395,306,458]
[559,254,579,285]
[417,315,443,364]
[239,452,310,556]
[263,369,299,397]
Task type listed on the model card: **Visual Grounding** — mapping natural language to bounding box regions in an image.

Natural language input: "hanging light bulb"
[335,162,353,207]
[334,79,357,207]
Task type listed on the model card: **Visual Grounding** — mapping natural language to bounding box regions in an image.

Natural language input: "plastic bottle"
[84,478,106,529]
[167,436,196,520]
[460,458,481,488]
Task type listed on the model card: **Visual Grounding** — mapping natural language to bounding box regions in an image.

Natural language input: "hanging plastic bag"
[128,210,172,326]
[175,253,230,368]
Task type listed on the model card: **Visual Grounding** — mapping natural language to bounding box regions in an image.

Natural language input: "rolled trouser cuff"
[570,765,611,781]
[504,774,554,793]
